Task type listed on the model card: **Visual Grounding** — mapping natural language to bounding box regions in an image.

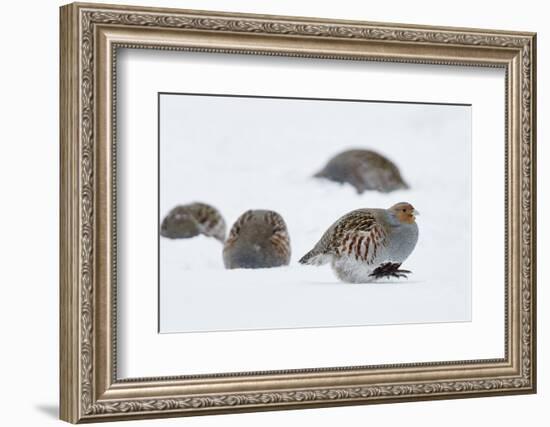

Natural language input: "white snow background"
[159,94,472,333]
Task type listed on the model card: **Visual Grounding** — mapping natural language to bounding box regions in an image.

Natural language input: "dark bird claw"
[369,263,411,280]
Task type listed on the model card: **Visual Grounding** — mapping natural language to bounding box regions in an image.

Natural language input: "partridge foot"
[369,262,411,279]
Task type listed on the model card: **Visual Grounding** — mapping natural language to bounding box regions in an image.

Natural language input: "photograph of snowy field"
[159,93,471,333]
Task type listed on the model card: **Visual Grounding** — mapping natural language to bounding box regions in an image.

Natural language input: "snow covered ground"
[159,94,471,333]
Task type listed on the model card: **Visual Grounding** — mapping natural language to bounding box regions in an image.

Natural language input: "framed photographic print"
[60,2,537,423]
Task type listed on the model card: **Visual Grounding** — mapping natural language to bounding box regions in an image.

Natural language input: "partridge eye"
[402,209,406,212]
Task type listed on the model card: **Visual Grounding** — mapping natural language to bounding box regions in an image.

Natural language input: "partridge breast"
[223,210,291,269]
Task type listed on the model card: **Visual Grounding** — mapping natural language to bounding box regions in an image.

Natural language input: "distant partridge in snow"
[314,149,409,194]
[223,210,291,269]
[299,202,419,283]
[160,202,226,242]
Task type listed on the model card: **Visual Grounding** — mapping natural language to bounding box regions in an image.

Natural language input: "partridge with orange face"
[299,202,419,283]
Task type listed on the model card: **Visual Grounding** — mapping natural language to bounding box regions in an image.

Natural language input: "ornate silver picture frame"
[60,2,536,423]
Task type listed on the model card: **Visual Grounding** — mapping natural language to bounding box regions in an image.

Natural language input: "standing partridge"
[314,149,408,194]
[160,202,226,242]
[299,202,419,283]
[223,210,291,269]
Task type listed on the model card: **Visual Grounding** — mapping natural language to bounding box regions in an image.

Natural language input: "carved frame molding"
[60,2,536,423]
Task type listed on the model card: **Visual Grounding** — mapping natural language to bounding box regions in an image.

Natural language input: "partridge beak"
[412,209,420,217]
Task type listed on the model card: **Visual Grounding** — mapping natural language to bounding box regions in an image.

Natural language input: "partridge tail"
[299,249,331,266]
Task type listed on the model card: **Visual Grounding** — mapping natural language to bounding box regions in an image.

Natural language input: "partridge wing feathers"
[321,210,387,265]
[265,211,292,260]
[190,203,226,241]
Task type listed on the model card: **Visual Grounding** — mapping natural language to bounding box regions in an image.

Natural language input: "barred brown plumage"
[299,203,419,283]
[160,202,226,242]
[223,210,291,269]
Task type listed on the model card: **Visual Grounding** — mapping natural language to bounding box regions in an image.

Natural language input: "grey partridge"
[160,202,226,242]
[223,210,291,269]
[299,202,419,283]
[314,149,408,194]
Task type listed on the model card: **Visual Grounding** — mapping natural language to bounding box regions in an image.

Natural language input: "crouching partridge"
[223,210,291,269]
[314,149,409,194]
[160,202,226,242]
[299,202,419,283]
